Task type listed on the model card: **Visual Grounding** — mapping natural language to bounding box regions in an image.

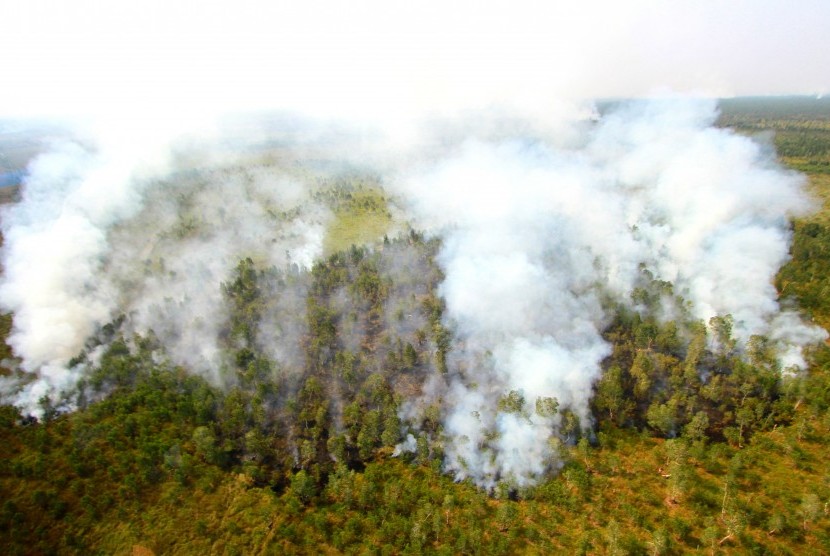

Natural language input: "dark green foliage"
[595,272,790,444]
[777,221,830,325]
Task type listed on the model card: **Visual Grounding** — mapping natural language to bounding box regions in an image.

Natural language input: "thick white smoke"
[392,98,826,487]
[0,98,825,489]
[0,122,332,410]
[0,130,172,408]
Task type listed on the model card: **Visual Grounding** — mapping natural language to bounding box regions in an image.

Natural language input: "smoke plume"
[0,121,333,408]
[391,98,826,486]
[0,98,826,488]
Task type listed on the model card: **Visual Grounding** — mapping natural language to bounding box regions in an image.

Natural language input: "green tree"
[630,351,653,400]
[594,366,627,424]
[290,469,316,504]
[192,426,218,465]
[682,411,709,443]
[646,400,676,437]
[535,396,559,419]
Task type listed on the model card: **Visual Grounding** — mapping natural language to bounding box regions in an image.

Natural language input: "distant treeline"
[717,96,830,122]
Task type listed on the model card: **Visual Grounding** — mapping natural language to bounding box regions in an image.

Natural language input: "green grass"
[323,188,393,255]
[799,172,830,226]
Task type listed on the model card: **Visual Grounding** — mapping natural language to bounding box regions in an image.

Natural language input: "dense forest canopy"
[0,97,829,554]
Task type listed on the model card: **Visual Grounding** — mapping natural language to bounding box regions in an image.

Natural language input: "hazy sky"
[1,0,828,123]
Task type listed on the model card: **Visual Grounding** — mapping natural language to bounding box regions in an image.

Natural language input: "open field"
[322,186,394,256]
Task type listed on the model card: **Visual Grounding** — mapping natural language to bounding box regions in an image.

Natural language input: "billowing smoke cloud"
[0,131,170,407]
[391,98,826,487]
[0,97,826,489]
[0,122,333,409]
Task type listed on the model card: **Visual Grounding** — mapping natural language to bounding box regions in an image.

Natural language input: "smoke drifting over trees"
[390,99,826,485]
[0,98,826,487]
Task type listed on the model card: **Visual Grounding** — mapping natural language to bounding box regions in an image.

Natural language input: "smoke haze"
[1,97,825,488]
[0,125,336,407]
[2,1,829,123]
[389,99,826,485]
[1,0,829,488]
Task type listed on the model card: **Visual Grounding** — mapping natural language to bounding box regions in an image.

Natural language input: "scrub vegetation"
[1,99,830,554]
